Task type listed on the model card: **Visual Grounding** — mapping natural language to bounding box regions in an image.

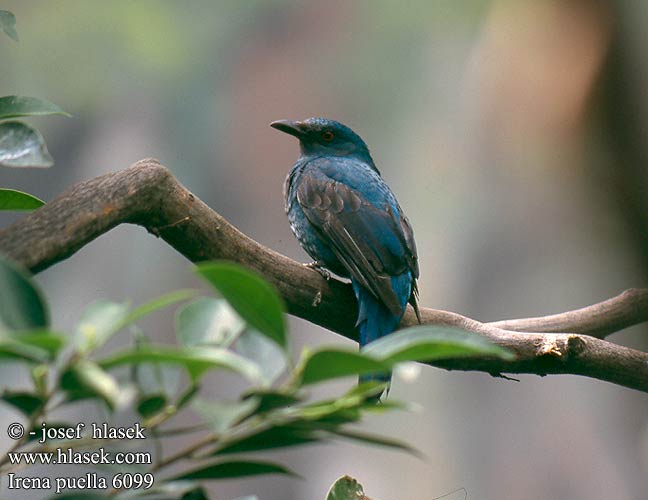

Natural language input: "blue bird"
[271,117,420,393]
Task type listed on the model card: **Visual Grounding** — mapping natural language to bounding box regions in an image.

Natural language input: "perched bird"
[271,117,420,392]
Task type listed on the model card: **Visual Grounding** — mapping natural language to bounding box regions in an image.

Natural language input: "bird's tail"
[352,277,410,395]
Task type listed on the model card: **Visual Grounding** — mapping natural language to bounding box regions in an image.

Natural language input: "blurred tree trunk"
[596,2,648,281]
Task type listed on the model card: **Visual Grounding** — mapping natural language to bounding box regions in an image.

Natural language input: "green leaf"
[362,325,515,364]
[0,188,44,211]
[0,96,70,120]
[288,400,362,427]
[131,333,181,397]
[61,361,124,409]
[287,383,392,425]
[0,339,49,362]
[195,262,287,351]
[75,301,130,353]
[125,289,197,327]
[181,488,210,500]
[137,393,167,419]
[99,346,263,384]
[326,475,365,500]
[343,381,390,400]
[298,348,389,386]
[235,328,286,383]
[172,459,297,481]
[0,256,49,332]
[0,121,53,168]
[0,10,18,42]
[331,429,420,456]
[292,405,361,427]
[2,330,65,357]
[214,425,321,455]
[193,398,259,434]
[241,389,302,414]
[1,391,45,416]
[176,297,244,348]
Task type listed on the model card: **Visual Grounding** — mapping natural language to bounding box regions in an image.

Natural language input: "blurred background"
[1,1,648,499]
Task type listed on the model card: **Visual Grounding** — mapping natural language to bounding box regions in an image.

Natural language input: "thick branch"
[1,159,647,392]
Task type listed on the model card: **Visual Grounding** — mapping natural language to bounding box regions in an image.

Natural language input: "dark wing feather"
[296,172,412,317]
[398,209,419,279]
[395,205,421,322]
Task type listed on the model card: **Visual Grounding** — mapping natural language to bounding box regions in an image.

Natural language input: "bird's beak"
[270,119,305,138]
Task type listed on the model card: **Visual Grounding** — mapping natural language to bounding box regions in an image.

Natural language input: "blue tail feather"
[353,275,412,393]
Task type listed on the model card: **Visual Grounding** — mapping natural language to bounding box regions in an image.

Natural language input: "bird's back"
[286,155,418,316]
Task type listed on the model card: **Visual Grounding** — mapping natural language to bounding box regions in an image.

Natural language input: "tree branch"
[1,159,647,392]
[487,288,648,339]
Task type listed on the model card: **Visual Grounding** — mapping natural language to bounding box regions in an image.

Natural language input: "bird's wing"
[296,169,415,317]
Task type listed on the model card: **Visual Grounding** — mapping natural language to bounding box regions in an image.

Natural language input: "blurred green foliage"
[0,11,68,209]
[0,255,510,499]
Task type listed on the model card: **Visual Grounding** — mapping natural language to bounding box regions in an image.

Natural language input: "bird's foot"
[303,261,331,280]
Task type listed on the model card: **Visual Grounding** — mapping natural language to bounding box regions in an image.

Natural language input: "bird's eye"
[321,131,334,142]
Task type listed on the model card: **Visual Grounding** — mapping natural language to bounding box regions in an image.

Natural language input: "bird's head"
[270,117,375,167]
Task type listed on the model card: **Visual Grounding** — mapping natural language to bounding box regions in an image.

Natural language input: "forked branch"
[1,159,647,392]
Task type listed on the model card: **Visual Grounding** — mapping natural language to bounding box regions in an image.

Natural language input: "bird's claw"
[304,261,331,280]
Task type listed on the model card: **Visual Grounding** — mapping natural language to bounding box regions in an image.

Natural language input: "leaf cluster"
[0,10,70,211]
[0,257,511,499]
